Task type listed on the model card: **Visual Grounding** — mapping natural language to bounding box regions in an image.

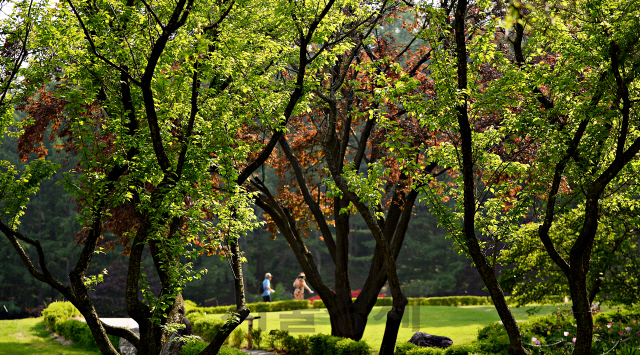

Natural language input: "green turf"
[205,304,565,350]
[0,304,573,353]
[0,317,99,354]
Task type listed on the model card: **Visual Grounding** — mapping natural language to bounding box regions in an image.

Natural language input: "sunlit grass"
[0,317,99,355]
[203,304,565,350]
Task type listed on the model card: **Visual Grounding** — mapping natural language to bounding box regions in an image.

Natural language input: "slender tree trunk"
[379,303,406,355]
[570,272,593,355]
[453,1,528,354]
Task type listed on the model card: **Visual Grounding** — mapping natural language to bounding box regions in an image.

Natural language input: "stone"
[408,332,453,349]
[119,328,139,355]
[159,332,187,355]
[118,316,192,355]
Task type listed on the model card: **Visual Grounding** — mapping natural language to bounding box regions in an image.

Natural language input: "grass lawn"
[205,304,565,350]
[0,317,99,355]
[0,304,580,354]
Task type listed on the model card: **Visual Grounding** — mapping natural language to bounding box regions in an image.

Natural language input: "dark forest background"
[0,129,487,318]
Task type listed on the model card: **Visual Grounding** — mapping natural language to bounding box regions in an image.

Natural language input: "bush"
[55,319,119,351]
[190,313,225,342]
[443,344,480,355]
[183,299,198,313]
[396,342,422,355]
[283,334,310,355]
[180,339,208,355]
[334,337,370,355]
[42,301,81,331]
[230,327,246,348]
[308,333,370,355]
[249,327,262,349]
[180,342,245,355]
[267,329,290,351]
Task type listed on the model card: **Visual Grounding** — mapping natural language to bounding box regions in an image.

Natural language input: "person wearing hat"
[292,272,314,300]
[262,273,275,302]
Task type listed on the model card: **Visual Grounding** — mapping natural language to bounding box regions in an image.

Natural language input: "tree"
[0,0,362,354]
[500,197,640,307]
[399,1,640,354]
[245,3,454,354]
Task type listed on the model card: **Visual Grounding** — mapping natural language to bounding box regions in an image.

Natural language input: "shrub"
[180,339,208,355]
[267,329,290,351]
[283,334,310,355]
[183,299,198,313]
[190,314,225,342]
[249,327,262,349]
[55,319,119,351]
[312,300,326,309]
[42,301,81,331]
[334,337,370,355]
[230,327,246,348]
[443,344,480,355]
[180,343,245,355]
[396,342,422,355]
[407,347,445,355]
[308,333,371,355]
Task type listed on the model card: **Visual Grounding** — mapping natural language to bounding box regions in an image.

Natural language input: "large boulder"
[408,332,453,349]
[119,328,139,355]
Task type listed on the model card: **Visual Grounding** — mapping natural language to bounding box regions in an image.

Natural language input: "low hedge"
[56,319,120,351]
[188,296,569,314]
[186,299,311,316]
[180,340,245,355]
[395,342,488,355]
[42,301,119,351]
[315,296,494,309]
[42,301,81,331]
[188,312,226,342]
[308,333,370,355]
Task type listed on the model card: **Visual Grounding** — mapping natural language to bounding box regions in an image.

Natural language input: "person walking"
[262,273,275,302]
[292,272,314,300]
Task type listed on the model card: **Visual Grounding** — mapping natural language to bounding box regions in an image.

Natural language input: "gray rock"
[159,332,187,355]
[119,328,139,355]
[408,332,453,349]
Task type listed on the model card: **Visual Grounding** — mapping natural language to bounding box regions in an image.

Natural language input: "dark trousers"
[263,295,272,302]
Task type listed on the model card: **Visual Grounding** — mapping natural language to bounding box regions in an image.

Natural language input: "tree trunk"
[570,273,593,355]
[326,298,368,340]
[378,303,406,355]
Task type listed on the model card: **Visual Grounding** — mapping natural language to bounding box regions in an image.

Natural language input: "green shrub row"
[188,296,569,314]
[395,342,488,355]
[186,299,311,315]
[188,312,226,342]
[314,296,495,309]
[312,296,568,309]
[179,341,245,355]
[42,301,119,351]
[42,301,81,332]
[56,319,120,351]
[308,333,370,355]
